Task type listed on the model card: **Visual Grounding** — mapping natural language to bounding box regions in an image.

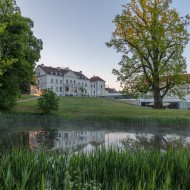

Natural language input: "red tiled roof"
[38,65,88,79]
[73,71,89,80]
[90,76,105,82]
[105,88,117,93]
[39,65,69,75]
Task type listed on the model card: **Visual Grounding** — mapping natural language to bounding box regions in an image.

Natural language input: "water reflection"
[54,130,105,153]
[0,128,30,155]
[0,126,190,153]
[121,134,190,151]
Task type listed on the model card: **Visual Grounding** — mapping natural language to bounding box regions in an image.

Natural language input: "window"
[94,84,95,88]
[93,91,95,95]
[60,87,62,92]
[51,79,53,83]
[82,83,84,87]
[74,87,77,93]
[55,86,58,92]
[65,133,69,138]
[70,80,72,83]
[74,80,76,85]
[85,83,87,87]
[101,85,102,88]
[66,79,68,84]
[65,87,69,92]
[60,80,62,84]
[56,79,58,84]
[78,82,81,86]
[91,84,92,88]
[50,86,53,91]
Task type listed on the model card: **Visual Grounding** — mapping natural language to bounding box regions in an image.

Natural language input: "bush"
[38,89,59,113]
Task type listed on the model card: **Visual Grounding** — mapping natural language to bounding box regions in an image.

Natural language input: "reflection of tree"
[0,128,29,155]
[121,134,190,152]
[90,141,104,148]
[36,127,58,150]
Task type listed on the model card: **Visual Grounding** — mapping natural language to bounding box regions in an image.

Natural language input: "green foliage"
[38,89,59,113]
[1,147,190,189]
[0,75,19,110]
[107,0,190,109]
[0,0,43,109]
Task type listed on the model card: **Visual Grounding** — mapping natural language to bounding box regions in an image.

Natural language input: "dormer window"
[50,71,53,75]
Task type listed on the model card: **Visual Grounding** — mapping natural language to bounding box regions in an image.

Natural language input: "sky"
[16,0,190,90]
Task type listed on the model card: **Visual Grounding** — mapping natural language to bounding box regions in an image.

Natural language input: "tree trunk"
[153,90,163,109]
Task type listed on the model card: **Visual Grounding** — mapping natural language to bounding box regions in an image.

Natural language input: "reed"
[0,147,190,189]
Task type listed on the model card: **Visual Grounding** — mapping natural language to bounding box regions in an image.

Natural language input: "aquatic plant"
[0,147,190,189]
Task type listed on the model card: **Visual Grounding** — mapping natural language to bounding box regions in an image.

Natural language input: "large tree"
[107,0,190,108]
[0,0,43,109]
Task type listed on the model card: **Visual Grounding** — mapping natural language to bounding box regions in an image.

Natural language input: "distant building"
[104,87,125,99]
[35,64,106,96]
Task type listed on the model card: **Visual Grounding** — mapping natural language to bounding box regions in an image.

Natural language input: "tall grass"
[0,147,190,189]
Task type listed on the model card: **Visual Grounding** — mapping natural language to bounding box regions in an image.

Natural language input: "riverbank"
[0,96,186,127]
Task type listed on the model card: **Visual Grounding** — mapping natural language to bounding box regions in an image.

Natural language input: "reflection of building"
[28,130,106,152]
[29,131,41,150]
[54,130,106,152]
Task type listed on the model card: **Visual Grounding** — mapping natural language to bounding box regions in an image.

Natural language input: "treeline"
[0,0,42,109]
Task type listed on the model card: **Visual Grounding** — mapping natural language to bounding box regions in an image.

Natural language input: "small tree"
[38,89,59,113]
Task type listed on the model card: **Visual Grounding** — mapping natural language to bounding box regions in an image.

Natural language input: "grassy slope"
[13,96,190,121]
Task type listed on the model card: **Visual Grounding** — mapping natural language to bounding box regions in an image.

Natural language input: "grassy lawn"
[16,94,39,101]
[13,96,190,122]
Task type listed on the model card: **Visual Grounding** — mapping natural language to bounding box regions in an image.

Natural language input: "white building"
[35,64,106,96]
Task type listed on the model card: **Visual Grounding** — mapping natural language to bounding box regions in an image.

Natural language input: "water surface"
[1,123,190,153]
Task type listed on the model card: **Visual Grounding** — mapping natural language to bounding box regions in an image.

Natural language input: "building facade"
[35,64,106,96]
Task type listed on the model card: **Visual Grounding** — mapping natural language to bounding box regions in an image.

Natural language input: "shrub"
[38,89,59,113]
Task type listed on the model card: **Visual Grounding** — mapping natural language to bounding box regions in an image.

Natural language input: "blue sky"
[16,0,190,90]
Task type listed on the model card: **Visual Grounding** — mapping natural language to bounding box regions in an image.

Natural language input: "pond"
[1,123,190,153]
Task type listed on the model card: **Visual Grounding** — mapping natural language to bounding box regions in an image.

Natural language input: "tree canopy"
[107,0,190,109]
[0,0,43,109]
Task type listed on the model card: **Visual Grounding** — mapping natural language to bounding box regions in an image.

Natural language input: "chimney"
[80,71,82,73]
[57,67,60,70]
[64,67,70,71]
[41,63,44,68]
